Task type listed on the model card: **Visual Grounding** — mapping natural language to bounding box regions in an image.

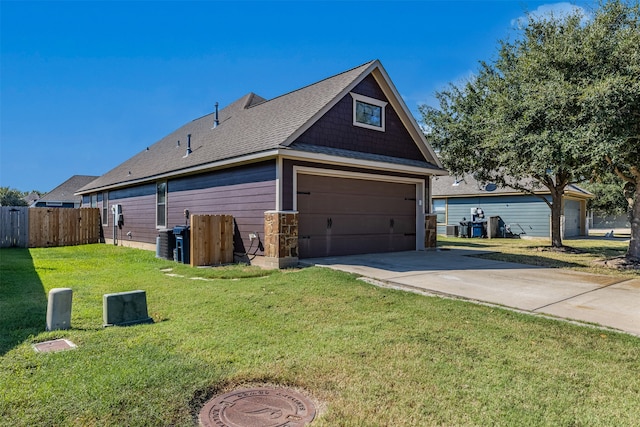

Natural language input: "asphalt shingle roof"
[79,61,378,193]
[39,175,100,203]
[432,174,592,198]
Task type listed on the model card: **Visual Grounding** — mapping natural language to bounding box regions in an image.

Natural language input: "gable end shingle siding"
[293,75,425,161]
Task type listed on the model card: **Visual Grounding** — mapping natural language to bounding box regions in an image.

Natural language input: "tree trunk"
[550,191,564,248]
[627,182,640,261]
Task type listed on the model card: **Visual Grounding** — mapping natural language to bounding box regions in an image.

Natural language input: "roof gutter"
[75,149,282,195]
[76,145,447,195]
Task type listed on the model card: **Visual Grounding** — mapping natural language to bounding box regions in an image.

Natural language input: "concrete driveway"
[302,249,640,337]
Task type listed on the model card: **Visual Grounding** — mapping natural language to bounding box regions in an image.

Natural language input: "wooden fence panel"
[0,206,29,248]
[190,214,234,266]
[27,207,100,247]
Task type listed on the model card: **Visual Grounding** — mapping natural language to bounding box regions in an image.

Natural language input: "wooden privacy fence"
[0,206,29,248]
[0,207,101,248]
[190,214,234,266]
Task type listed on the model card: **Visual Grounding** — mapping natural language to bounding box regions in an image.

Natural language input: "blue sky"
[1,0,593,193]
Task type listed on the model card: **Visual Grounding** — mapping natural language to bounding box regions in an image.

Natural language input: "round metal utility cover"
[199,387,316,427]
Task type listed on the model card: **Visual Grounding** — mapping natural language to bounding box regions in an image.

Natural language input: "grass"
[1,244,640,426]
[438,235,640,278]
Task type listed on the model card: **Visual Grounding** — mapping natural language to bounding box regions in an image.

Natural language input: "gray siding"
[104,193,157,244]
[442,195,552,238]
[100,161,277,252]
[168,180,276,255]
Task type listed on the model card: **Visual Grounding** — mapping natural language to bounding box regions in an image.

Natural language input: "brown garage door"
[297,174,416,258]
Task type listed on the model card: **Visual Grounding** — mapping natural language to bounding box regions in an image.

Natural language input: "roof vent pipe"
[213,102,219,128]
[185,134,192,157]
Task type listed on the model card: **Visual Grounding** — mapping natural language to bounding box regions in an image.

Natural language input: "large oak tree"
[421,0,639,259]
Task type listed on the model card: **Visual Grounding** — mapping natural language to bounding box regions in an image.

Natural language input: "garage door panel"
[299,193,414,216]
[300,213,415,235]
[297,174,418,258]
[299,234,415,258]
[300,175,413,197]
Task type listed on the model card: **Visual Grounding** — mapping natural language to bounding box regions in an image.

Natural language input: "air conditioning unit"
[156,229,175,260]
[446,225,459,237]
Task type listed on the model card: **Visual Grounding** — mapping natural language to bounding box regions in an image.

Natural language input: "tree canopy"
[0,187,29,207]
[421,0,639,258]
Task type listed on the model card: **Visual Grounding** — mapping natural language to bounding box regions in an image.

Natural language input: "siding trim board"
[282,148,444,177]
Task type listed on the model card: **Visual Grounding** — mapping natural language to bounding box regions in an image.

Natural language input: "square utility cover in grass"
[1,244,639,426]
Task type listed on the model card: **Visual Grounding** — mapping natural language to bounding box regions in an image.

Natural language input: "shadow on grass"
[437,239,498,249]
[574,246,628,259]
[0,249,47,355]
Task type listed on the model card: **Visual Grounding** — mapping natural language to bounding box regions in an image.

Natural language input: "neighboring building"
[34,175,99,208]
[23,192,40,206]
[77,60,447,267]
[432,174,593,238]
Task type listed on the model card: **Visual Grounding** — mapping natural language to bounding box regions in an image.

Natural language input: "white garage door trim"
[293,166,427,250]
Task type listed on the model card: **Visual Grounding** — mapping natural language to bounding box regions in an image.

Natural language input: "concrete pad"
[389,269,609,311]
[538,279,640,335]
[304,250,640,337]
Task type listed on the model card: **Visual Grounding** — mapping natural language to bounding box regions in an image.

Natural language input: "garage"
[296,173,418,258]
[564,199,581,237]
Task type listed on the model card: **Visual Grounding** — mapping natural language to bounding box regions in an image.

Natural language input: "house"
[34,175,99,208]
[23,192,40,206]
[431,174,593,238]
[77,60,447,267]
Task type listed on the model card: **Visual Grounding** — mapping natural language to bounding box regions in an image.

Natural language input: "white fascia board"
[75,149,281,195]
[281,148,447,176]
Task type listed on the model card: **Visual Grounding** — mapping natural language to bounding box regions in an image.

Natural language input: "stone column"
[425,214,438,249]
[264,211,299,269]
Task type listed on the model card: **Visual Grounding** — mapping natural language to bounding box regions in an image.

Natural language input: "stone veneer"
[425,214,437,249]
[263,211,299,269]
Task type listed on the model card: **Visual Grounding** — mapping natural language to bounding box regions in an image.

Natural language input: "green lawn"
[438,235,640,278]
[1,244,639,426]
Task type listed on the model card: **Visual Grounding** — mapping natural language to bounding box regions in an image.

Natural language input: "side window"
[350,93,387,131]
[156,181,167,228]
[433,199,446,224]
[102,192,109,226]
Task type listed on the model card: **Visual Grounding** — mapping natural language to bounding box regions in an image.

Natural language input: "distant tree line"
[0,187,43,207]
[421,0,639,260]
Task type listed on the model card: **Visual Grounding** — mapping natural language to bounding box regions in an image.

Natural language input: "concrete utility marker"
[103,290,153,327]
[303,250,640,338]
[46,288,73,331]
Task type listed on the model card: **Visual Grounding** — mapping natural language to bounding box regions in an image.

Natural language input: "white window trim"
[350,92,387,132]
[156,181,167,229]
[102,192,109,226]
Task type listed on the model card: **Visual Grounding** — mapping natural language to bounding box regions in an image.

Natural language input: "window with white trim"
[433,199,446,224]
[156,181,167,228]
[102,192,109,226]
[350,92,387,131]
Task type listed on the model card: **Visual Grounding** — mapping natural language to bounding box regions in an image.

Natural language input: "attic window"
[350,93,387,132]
